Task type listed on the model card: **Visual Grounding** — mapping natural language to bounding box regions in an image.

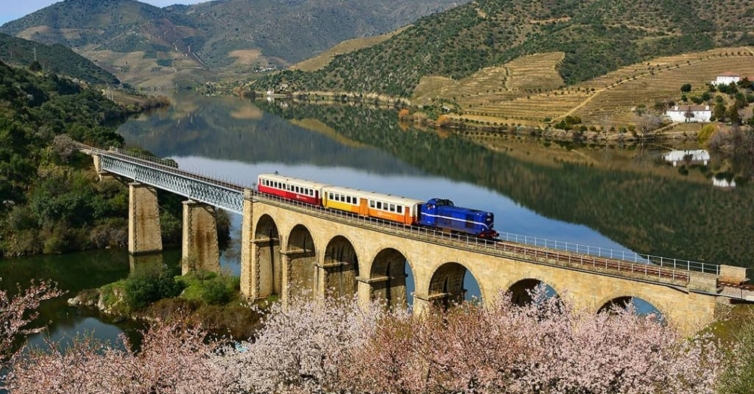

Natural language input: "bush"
[124,265,184,310]
[201,276,236,305]
[698,124,717,145]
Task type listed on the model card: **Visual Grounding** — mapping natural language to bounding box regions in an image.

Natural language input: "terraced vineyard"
[465,90,590,123]
[571,48,754,125]
[442,47,754,127]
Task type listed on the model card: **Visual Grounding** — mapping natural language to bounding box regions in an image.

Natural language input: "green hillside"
[0,34,119,85]
[0,0,468,74]
[257,0,754,96]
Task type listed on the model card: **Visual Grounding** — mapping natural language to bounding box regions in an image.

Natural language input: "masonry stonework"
[128,182,162,255]
[181,200,220,275]
[242,196,733,337]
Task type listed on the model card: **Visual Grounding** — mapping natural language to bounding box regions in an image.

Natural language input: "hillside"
[0,0,468,83]
[259,0,754,97]
[0,33,119,85]
[291,28,407,72]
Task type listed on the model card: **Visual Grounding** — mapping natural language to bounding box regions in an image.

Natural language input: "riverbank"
[231,88,705,143]
[68,270,263,339]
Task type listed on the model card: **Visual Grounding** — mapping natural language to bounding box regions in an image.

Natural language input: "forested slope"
[259,0,754,96]
[0,61,169,256]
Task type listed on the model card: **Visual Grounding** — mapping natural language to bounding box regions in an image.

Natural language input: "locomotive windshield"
[436,199,454,206]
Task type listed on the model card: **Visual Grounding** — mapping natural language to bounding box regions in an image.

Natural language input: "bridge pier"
[181,200,220,275]
[128,182,163,255]
[241,190,258,298]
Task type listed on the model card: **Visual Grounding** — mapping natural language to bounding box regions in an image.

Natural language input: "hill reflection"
[117,94,422,175]
[118,95,754,270]
[258,101,754,270]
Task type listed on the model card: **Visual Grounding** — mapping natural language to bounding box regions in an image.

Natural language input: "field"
[414,52,565,105]
[418,47,754,128]
[291,28,407,72]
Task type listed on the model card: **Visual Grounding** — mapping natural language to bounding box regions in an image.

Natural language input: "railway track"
[93,146,709,285]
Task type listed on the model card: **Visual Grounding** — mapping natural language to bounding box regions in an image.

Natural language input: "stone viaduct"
[88,147,752,337]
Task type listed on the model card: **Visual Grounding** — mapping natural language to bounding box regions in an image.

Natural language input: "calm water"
[3,93,753,345]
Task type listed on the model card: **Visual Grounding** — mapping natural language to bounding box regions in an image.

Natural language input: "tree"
[5,320,243,394]
[681,83,692,92]
[0,280,63,361]
[685,107,695,121]
[28,61,42,72]
[636,114,662,138]
[719,314,754,394]
[728,106,742,125]
[714,102,727,122]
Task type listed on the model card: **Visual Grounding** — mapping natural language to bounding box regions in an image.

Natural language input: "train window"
[329,193,333,200]
[397,206,403,214]
[369,200,375,208]
[376,202,382,209]
[389,204,395,212]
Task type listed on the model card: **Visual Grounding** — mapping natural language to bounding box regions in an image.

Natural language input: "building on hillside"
[663,149,710,167]
[712,177,736,188]
[711,72,741,86]
[664,105,712,123]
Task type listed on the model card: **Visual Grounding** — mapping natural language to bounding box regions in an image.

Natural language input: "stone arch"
[594,291,667,320]
[255,214,281,298]
[323,235,359,299]
[427,262,481,310]
[286,224,318,300]
[506,278,562,306]
[369,248,413,310]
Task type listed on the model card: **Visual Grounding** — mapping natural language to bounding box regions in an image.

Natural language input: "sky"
[0,0,209,25]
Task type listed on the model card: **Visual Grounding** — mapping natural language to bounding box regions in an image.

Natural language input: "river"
[3,92,752,346]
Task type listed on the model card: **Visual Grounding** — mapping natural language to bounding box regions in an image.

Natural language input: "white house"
[663,149,710,166]
[665,105,712,123]
[711,72,741,86]
[712,177,736,188]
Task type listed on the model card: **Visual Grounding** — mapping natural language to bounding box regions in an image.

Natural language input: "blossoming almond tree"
[5,319,245,394]
[0,280,63,361]
[3,283,727,394]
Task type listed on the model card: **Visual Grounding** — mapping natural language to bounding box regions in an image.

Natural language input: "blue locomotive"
[418,198,499,239]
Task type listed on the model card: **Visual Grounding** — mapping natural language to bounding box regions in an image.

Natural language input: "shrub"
[201,275,237,305]
[124,265,184,310]
[698,124,717,145]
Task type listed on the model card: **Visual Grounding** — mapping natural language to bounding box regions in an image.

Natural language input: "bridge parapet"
[249,192,731,291]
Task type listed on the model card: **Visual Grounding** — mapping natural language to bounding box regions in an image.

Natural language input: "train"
[257,173,499,239]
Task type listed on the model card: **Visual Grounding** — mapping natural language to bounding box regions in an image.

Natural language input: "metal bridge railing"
[495,232,719,275]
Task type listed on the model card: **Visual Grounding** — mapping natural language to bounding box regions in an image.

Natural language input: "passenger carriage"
[321,186,423,226]
[257,174,328,205]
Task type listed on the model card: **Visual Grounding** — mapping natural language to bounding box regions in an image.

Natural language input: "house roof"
[666,105,710,112]
[718,71,740,77]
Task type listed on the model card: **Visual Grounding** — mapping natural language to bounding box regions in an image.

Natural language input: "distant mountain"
[0,0,468,81]
[0,33,119,84]
[0,0,204,63]
[176,0,469,67]
[257,0,754,96]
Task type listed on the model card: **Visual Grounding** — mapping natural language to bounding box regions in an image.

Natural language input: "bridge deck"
[89,145,736,289]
